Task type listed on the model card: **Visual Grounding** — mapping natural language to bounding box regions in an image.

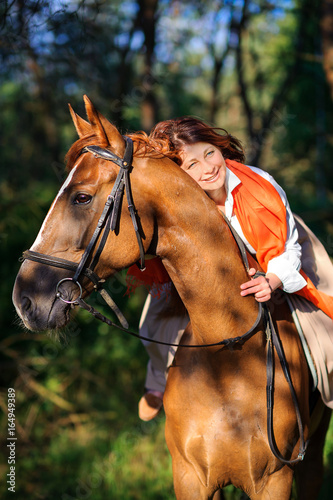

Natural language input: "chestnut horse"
[13,97,330,499]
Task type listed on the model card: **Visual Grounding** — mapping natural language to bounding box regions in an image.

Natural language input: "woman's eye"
[206,150,214,157]
[74,193,92,205]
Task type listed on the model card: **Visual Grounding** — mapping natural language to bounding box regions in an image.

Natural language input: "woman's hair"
[149,116,245,164]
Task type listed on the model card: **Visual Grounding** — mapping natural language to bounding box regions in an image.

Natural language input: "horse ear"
[98,112,125,156]
[68,104,92,138]
[83,95,125,155]
[83,95,108,145]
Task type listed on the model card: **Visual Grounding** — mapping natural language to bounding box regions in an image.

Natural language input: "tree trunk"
[321,0,333,99]
[138,0,159,131]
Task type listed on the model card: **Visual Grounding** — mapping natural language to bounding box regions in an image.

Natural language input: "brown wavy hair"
[65,117,244,171]
[149,116,245,164]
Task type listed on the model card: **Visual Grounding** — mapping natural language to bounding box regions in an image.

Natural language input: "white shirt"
[224,165,307,293]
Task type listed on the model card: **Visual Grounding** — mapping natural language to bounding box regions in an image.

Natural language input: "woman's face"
[179,142,227,196]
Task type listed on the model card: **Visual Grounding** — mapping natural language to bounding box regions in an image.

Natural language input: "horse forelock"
[65,133,109,171]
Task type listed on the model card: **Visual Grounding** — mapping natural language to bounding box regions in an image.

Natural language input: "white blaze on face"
[31,164,79,251]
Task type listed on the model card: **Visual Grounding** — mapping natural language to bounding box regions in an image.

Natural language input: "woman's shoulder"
[246,164,287,202]
[245,164,274,182]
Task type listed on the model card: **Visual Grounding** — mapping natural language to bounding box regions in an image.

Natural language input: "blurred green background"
[1,1,333,498]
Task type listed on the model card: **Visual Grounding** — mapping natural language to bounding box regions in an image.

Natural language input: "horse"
[13,96,331,499]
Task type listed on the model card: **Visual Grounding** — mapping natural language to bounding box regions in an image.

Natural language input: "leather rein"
[20,137,307,464]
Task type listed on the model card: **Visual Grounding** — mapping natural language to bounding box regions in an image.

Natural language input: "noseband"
[21,136,145,327]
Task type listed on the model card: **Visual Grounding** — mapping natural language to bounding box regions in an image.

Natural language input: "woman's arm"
[238,166,307,301]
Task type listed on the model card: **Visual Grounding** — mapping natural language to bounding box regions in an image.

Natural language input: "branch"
[208,2,235,122]
[235,0,255,140]
[321,0,333,99]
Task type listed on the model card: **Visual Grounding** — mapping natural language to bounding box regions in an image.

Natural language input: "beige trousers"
[139,215,333,408]
[139,289,189,392]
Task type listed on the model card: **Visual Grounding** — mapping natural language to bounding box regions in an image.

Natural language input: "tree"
[1,2,333,497]
[321,0,333,98]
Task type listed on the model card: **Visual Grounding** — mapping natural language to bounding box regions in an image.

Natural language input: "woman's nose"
[202,161,214,175]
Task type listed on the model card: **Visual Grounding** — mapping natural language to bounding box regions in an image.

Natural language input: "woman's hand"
[240,268,282,302]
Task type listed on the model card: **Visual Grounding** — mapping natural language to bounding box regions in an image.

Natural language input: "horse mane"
[127,131,180,162]
[65,131,180,171]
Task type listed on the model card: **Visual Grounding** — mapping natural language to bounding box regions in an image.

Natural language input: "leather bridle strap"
[73,137,145,282]
[265,304,307,464]
[220,211,307,464]
[20,248,129,328]
[75,295,263,349]
[22,137,145,287]
[20,250,103,288]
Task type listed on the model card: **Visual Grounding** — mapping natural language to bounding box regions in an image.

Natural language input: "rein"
[20,139,307,464]
[74,294,263,349]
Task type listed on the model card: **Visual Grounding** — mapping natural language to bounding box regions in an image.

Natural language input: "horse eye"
[74,193,92,205]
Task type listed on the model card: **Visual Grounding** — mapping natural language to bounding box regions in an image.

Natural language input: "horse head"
[12,96,159,331]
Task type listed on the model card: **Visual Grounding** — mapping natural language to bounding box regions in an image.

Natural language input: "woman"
[130,117,333,421]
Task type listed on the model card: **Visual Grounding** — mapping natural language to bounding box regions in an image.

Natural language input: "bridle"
[21,136,144,328]
[19,136,307,465]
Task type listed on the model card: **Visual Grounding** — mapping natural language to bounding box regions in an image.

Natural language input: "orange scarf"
[127,160,333,319]
[126,257,170,297]
[226,159,333,320]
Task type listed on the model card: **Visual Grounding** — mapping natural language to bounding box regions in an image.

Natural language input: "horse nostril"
[21,296,32,313]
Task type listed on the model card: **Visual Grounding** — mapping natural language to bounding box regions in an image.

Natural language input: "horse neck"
[152,173,260,343]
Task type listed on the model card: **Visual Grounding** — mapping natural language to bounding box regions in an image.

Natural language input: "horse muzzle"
[12,262,79,331]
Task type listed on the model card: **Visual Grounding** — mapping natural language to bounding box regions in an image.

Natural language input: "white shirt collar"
[224,167,241,219]
[225,166,241,194]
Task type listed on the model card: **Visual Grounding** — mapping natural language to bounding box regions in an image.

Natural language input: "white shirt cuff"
[267,253,307,293]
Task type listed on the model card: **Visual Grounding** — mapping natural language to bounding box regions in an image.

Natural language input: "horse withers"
[13,96,331,499]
